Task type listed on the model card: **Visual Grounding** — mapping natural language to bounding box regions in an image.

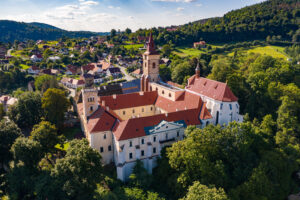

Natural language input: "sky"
[0,0,266,32]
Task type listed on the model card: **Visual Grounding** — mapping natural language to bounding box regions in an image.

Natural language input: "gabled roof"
[186,76,238,102]
[113,107,203,141]
[100,91,158,110]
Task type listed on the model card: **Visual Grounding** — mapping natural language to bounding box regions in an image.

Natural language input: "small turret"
[146,32,157,55]
[82,88,99,119]
[195,61,200,78]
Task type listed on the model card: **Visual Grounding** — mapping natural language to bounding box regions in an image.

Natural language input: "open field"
[228,45,288,59]
[173,47,206,57]
[122,43,144,50]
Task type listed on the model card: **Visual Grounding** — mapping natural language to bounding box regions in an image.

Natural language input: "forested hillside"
[0,20,99,42]
[134,0,300,45]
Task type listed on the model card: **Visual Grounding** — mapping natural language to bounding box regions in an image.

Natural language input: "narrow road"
[118,65,135,81]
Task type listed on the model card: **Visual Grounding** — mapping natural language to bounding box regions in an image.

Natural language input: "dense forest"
[132,0,300,45]
[0,20,103,42]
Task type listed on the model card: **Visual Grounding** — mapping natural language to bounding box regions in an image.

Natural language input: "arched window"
[152,62,156,69]
[162,90,165,94]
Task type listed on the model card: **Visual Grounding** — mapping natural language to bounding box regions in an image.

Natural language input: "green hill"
[135,0,300,45]
[0,20,102,42]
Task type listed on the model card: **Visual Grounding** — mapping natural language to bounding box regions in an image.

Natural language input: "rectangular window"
[153,147,156,154]
[142,108,144,112]
[100,147,104,153]
[108,145,111,151]
[177,131,179,137]
[166,133,168,140]
[129,153,133,159]
[141,150,144,156]
[129,141,132,147]
[236,104,239,109]
[123,111,126,115]
[229,104,232,110]
[90,106,93,111]
[153,136,156,142]
[104,134,106,139]
[141,138,144,144]
[220,103,223,110]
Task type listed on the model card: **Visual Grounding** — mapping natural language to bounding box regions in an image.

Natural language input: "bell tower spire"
[142,32,160,83]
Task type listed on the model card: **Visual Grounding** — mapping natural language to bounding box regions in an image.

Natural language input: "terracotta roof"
[113,108,203,141]
[100,61,111,70]
[87,106,116,133]
[99,91,158,110]
[167,81,182,88]
[155,91,201,112]
[82,64,95,71]
[132,68,142,75]
[186,76,238,102]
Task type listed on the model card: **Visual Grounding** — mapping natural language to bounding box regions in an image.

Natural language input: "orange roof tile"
[186,76,238,102]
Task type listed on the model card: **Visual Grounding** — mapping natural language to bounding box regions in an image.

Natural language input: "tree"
[8,92,43,129]
[11,137,43,168]
[125,28,132,35]
[51,139,103,199]
[159,64,171,82]
[30,121,59,153]
[129,160,152,189]
[181,182,229,200]
[171,61,194,84]
[42,88,69,127]
[0,120,22,167]
[111,29,117,37]
[34,74,59,92]
[161,44,172,57]
[0,103,4,120]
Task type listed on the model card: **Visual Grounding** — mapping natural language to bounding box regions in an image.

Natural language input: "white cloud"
[152,0,196,3]
[196,3,202,7]
[177,7,184,11]
[79,1,99,6]
[108,5,121,10]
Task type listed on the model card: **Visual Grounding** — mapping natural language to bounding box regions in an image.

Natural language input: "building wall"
[143,54,160,82]
[90,131,114,165]
[82,89,99,118]
[149,82,178,101]
[114,105,161,120]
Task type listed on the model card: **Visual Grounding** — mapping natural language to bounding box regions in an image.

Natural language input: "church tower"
[142,33,160,83]
[82,88,99,119]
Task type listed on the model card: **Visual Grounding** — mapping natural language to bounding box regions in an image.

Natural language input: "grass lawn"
[55,125,82,151]
[122,44,144,50]
[173,47,206,57]
[228,45,288,59]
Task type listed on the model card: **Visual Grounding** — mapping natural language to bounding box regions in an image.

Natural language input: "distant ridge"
[0,20,108,42]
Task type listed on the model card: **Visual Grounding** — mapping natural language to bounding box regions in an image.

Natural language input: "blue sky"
[0,0,266,32]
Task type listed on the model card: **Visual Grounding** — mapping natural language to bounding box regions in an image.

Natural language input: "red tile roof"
[99,91,158,110]
[186,76,238,102]
[132,68,142,75]
[113,107,203,141]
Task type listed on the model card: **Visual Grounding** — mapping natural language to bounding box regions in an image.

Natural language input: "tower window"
[152,63,156,69]
[90,106,93,111]
[100,147,104,153]
[141,150,144,156]
[129,153,133,159]
[108,145,111,151]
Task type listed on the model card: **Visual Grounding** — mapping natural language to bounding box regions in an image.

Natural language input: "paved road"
[118,65,135,81]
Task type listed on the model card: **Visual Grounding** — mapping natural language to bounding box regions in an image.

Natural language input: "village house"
[107,67,122,78]
[66,65,81,75]
[30,54,43,62]
[0,95,18,112]
[193,41,206,48]
[77,34,243,181]
[59,48,69,55]
[27,66,40,75]
[61,77,85,89]
[48,56,61,62]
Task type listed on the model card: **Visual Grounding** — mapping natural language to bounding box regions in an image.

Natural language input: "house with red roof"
[27,66,40,75]
[77,34,242,182]
[193,41,206,48]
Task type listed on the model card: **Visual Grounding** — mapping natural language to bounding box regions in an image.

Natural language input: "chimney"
[113,94,116,99]
[165,112,168,117]
[106,106,109,111]
[139,91,144,96]
[102,100,105,106]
